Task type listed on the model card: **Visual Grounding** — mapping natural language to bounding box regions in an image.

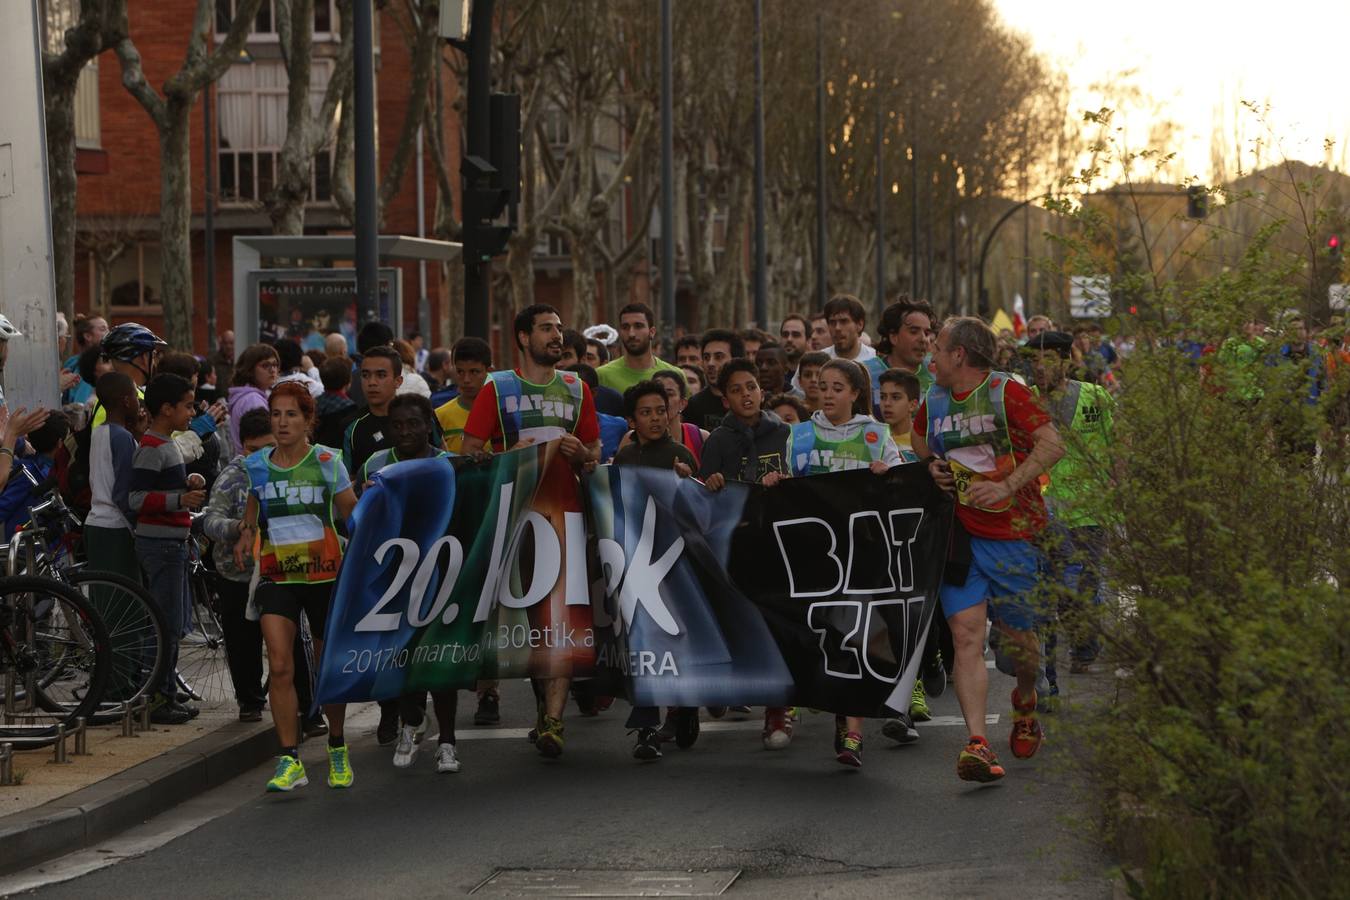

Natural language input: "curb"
[0,720,277,877]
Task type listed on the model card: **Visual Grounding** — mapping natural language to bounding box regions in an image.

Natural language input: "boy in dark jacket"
[694,358,794,747]
[697,358,789,489]
[612,380,697,761]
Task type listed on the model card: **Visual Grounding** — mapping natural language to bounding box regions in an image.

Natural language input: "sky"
[994,0,1348,183]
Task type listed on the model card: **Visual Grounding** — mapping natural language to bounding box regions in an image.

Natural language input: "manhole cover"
[470,868,741,897]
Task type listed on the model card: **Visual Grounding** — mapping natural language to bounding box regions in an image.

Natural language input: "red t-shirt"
[913,377,1051,541]
[463,370,600,452]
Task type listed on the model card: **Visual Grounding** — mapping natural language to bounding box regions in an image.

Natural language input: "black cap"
[1023,330,1074,358]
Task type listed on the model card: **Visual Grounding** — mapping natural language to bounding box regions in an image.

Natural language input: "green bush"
[1052,177,1350,897]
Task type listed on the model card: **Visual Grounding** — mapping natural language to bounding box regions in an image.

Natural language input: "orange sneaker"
[1009,688,1044,759]
[957,736,1006,782]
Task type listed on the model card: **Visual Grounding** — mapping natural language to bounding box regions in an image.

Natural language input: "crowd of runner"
[0,296,1343,793]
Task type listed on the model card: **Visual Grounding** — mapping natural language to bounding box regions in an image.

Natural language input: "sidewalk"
[0,703,278,876]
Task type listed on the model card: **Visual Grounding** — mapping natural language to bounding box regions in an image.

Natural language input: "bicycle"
[0,574,113,745]
[176,529,234,708]
[5,470,169,722]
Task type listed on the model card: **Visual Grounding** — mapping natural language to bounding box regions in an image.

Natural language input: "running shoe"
[303,715,329,738]
[474,692,501,726]
[836,731,863,768]
[657,710,678,744]
[924,651,947,697]
[1009,688,1044,759]
[150,696,192,726]
[762,708,792,750]
[594,695,615,713]
[910,679,932,721]
[435,743,461,774]
[327,743,354,788]
[266,755,308,792]
[393,724,418,768]
[729,705,752,716]
[833,715,848,754]
[957,737,1006,783]
[706,706,728,719]
[674,707,700,749]
[632,728,662,761]
[535,715,565,758]
[882,712,920,744]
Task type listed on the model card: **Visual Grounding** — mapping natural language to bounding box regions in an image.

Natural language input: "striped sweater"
[129,431,191,539]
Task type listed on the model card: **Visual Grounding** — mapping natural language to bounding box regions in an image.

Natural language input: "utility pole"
[352,0,379,326]
[751,0,767,327]
[659,0,675,343]
[874,99,885,317]
[908,99,919,298]
[461,0,496,340]
[814,11,827,311]
[204,83,217,353]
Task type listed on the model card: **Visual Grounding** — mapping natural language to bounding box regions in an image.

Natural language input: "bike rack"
[50,724,70,764]
[0,743,12,785]
[119,701,137,738]
[135,696,151,732]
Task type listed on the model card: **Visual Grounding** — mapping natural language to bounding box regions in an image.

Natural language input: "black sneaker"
[729,705,752,716]
[150,698,192,725]
[656,711,678,743]
[474,692,501,726]
[706,706,728,719]
[239,707,264,723]
[881,712,920,745]
[923,653,948,697]
[674,707,700,749]
[376,707,398,746]
[303,715,329,738]
[632,728,662,761]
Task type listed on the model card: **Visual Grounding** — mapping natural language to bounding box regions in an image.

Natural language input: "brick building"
[56,0,458,354]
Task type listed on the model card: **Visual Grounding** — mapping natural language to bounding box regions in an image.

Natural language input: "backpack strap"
[788,420,816,476]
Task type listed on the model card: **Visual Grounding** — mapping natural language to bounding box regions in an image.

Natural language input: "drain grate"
[470,868,741,897]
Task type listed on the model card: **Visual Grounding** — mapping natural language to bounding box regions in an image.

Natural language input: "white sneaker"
[413,716,427,744]
[435,742,461,774]
[392,724,418,768]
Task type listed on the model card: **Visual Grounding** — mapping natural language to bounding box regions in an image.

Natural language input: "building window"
[217,60,335,205]
[215,0,340,39]
[42,0,101,148]
[99,243,163,312]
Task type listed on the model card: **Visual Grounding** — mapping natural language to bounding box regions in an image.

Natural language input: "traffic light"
[1186,185,1208,219]
[461,92,521,262]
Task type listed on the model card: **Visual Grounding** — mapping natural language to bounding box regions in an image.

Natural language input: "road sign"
[1330,283,1348,311]
[1069,275,1111,319]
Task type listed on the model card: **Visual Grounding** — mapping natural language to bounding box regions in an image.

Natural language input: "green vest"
[243,444,348,584]
[924,372,1018,513]
[787,419,888,475]
[1038,379,1112,527]
[487,370,585,448]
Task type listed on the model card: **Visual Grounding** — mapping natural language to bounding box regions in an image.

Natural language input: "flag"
[990,308,1015,336]
[1012,294,1026,338]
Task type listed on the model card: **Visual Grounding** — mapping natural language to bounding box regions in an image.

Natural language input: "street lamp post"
[751,0,767,327]
[203,82,216,353]
[814,11,827,311]
[352,0,379,326]
[659,0,675,345]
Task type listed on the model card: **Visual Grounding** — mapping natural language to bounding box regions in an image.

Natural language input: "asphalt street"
[14,666,1115,899]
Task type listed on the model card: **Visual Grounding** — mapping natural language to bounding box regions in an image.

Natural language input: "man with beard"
[461,304,601,760]
[877,299,937,396]
[597,302,684,394]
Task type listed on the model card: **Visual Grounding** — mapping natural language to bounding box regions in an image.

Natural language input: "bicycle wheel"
[65,569,168,721]
[175,567,232,707]
[0,575,112,729]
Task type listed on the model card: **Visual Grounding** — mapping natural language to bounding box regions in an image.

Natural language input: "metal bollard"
[135,697,151,732]
[0,743,12,785]
[51,724,69,764]
[73,717,88,755]
[120,701,137,738]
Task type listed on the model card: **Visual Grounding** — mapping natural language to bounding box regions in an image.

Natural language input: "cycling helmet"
[0,315,22,341]
[101,322,167,361]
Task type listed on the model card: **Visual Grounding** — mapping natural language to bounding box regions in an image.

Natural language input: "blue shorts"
[940,537,1047,632]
